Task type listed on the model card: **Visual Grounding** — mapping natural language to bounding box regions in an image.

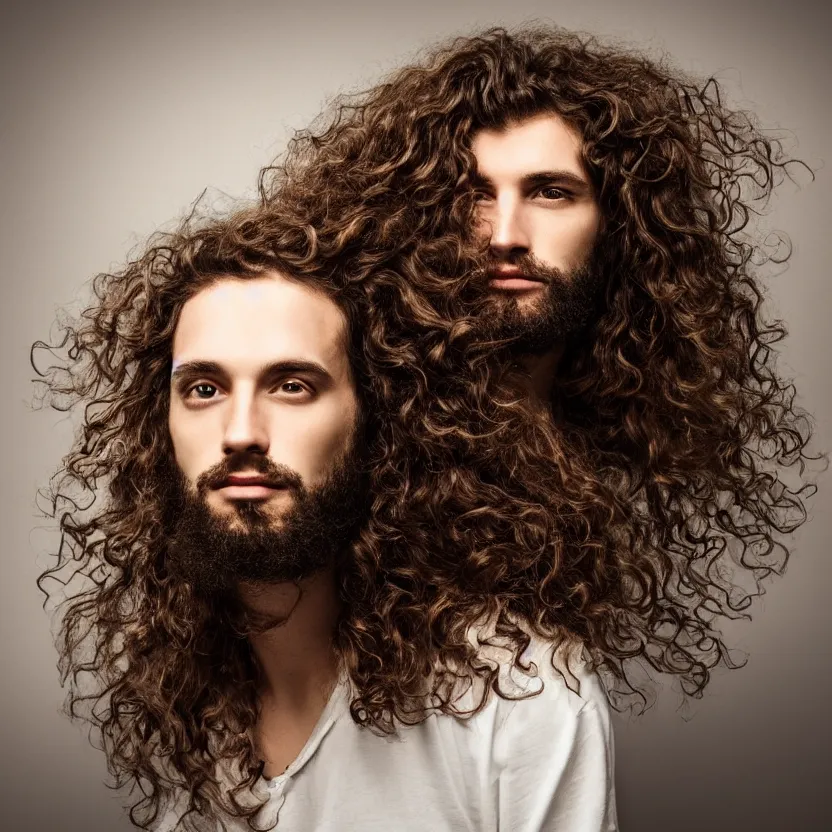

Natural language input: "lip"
[215,474,285,501]
[218,483,286,501]
[222,475,278,487]
[488,273,546,290]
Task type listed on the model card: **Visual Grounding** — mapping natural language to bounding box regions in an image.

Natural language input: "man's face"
[166,273,362,589]
[471,113,603,351]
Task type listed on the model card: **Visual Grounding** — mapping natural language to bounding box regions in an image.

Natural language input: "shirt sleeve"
[493,674,618,832]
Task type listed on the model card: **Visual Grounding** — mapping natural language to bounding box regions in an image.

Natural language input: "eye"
[188,382,219,400]
[536,186,569,201]
[274,379,312,397]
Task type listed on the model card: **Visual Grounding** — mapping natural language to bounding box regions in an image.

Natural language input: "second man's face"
[471,113,604,350]
[472,112,601,288]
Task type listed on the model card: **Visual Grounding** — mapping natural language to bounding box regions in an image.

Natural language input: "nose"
[487,194,531,260]
[222,389,269,456]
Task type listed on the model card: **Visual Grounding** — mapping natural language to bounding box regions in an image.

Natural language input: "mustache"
[485,253,568,283]
[195,452,304,495]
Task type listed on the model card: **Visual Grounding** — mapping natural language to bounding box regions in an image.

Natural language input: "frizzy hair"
[260,27,817,693]
[34,201,615,828]
[34,24,818,830]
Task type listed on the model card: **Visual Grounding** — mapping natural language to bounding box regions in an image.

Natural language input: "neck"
[240,566,342,713]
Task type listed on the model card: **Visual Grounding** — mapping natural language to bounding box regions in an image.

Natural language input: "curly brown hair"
[259,27,818,698]
[35,24,818,832]
[34,197,598,829]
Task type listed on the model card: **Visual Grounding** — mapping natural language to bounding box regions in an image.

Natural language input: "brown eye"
[538,186,568,200]
[273,379,315,398]
[190,383,218,399]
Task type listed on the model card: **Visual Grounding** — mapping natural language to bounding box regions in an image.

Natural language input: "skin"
[168,272,359,777]
[471,112,602,306]
[169,273,358,519]
[471,112,603,399]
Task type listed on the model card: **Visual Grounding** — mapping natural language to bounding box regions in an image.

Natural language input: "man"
[263,25,816,702]
[35,205,617,830]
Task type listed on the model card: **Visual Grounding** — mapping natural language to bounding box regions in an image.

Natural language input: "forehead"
[172,272,349,375]
[471,113,585,178]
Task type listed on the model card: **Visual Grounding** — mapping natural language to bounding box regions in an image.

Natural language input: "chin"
[508,294,547,314]
[233,500,290,528]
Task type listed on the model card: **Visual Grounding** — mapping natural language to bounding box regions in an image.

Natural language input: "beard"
[163,443,366,594]
[481,252,604,356]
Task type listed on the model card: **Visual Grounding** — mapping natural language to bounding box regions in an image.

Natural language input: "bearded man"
[35,203,618,831]
[262,25,816,702]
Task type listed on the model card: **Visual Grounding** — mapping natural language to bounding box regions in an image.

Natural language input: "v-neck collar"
[261,672,351,786]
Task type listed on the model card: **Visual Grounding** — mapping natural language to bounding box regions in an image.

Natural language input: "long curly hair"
[259,27,818,699]
[35,197,607,829]
[35,24,818,831]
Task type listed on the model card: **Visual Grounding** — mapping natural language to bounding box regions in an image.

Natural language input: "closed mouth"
[488,269,545,283]
[217,476,284,489]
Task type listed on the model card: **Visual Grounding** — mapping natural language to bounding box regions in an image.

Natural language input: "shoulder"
[492,634,612,746]
[447,621,614,764]
[459,614,611,723]
[462,625,619,831]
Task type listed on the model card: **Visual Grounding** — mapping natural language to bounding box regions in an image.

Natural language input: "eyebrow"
[170,359,333,386]
[472,169,592,192]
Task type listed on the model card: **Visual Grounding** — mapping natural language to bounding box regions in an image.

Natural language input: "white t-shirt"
[157,634,618,831]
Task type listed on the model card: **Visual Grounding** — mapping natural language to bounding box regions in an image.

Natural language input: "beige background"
[2,1,829,830]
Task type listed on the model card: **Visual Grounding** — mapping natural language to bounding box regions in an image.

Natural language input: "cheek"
[536,209,600,267]
[473,207,493,237]
[277,401,357,486]
[168,407,211,482]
